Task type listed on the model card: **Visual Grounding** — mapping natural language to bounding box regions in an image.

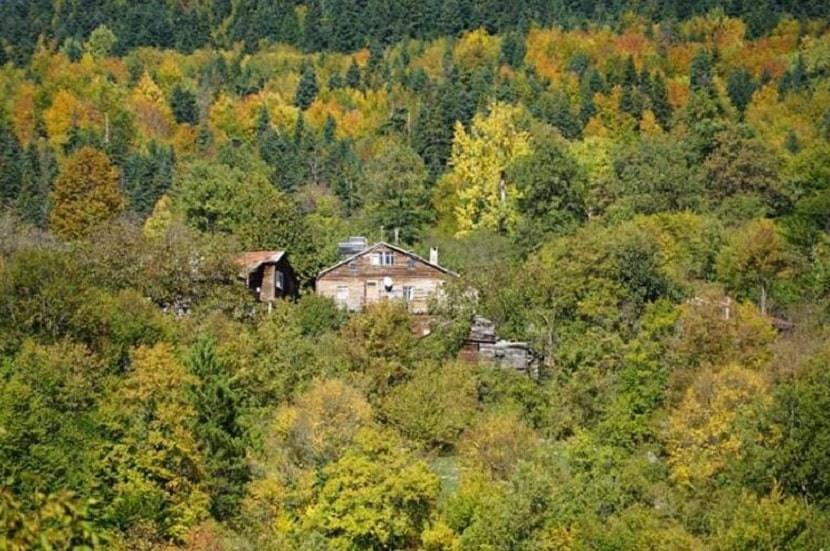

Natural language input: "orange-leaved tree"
[49,146,124,239]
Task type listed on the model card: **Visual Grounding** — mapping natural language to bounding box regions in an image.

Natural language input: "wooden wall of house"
[316,244,451,313]
[261,264,276,301]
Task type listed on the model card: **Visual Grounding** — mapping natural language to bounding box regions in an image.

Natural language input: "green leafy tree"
[99,343,209,541]
[509,125,586,242]
[717,219,792,315]
[304,427,440,550]
[0,488,108,549]
[363,139,432,243]
[381,361,478,449]
[703,126,782,208]
[85,25,117,58]
[0,341,106,502]
[606,135,704,215]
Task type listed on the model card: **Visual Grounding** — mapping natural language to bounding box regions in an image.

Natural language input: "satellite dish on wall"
[383,276,394,291]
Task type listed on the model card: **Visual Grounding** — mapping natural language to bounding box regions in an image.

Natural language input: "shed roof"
[235,250,285,275]
[317,241,459,278]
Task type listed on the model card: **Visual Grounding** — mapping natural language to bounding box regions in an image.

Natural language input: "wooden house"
[315,241,458,313]
[236,250,299,302]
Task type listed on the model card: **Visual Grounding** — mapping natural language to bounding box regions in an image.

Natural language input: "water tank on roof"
[337,236,368,257]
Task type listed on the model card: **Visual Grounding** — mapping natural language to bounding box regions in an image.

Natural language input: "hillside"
[2,2,830,548]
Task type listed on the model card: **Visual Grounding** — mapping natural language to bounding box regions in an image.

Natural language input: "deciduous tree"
[49,147,125,240]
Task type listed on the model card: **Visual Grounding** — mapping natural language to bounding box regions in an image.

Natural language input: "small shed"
[461,315,539,377]
[236,250,299,302]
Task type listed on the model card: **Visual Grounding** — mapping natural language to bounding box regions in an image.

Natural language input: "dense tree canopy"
[2,5,830,550]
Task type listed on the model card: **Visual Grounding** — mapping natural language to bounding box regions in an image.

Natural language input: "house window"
[276,271,285,290]
[407,258,416,269]
[335,286,349,305]
[348,261,357,273]
[370,251,395,266]
[403,286,414,302]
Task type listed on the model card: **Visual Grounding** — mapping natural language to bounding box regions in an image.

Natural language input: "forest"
[1,0,830,549]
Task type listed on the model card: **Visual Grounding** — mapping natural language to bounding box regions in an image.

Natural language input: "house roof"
[317,242,459,279]
[235,250,286,275]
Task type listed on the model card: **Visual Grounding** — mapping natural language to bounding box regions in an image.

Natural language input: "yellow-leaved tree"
[49,146,125,239]
[666,363,769,490]
[440,102,531,235]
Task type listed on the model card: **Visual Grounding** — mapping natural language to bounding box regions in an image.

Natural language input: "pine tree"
[323,115,337,144]
[197,124,214,152]
[123,141,175,217]
[346,58,361,90]
[413,95,452,179]
[294,62,318,109]
[186,337,250,521]
[690,48,715,95]
[579,80,597,127]
[500,30,525,68]
[650,71,672,129]
[620,85,642,121]
[0,119,23,205]
[726,69,757,115]
[791,55,808,91]
[17,138,57,228]
[170,85,199,125]
[254,103,271,139]
[331,140,363,214]
[328,71,344,90]
[303,0,325,51]
[622,55,638,87]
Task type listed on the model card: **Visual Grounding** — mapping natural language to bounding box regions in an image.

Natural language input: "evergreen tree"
[413,94,454,179]
[788,55,808,92]
[650,71,672,129]
[500,30,525,68]
[328,71,344,90]
[303,0,325,51]
[534,91,581,140]
[440,0,468,36]
[186,337,250,521]
[346,58,361,90]
[254,103,271,139]
[726,69,757,115]
[169,85,199,125]
[259,109,304,193]
[17,138,57,228]
[620,84,642,121]
[690,48,715,95]
[123,142,175,217]
[294,62,318,110]
[331,140,363,214]
[197,125,214,153]
[327,0,362,52]
[323,115,337,144]
[622,55,637,87]
[579,80,597,127]
[0,119,23,205]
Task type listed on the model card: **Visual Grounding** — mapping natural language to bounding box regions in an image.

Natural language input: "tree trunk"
[760,283,767,316]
